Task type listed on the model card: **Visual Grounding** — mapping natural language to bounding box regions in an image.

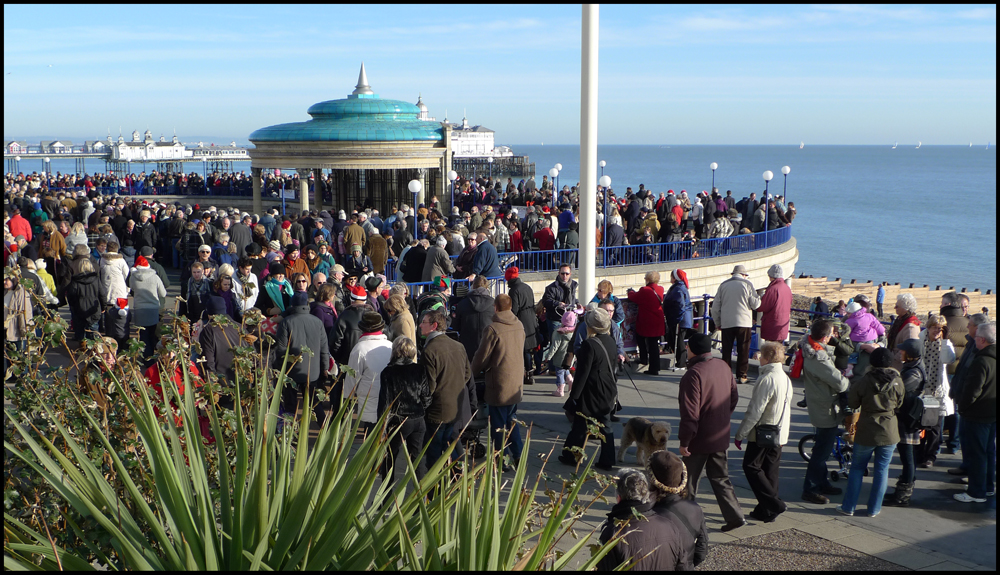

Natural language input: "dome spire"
[352,62,374,96]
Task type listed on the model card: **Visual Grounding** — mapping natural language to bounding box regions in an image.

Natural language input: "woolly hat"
[688,333,713,356]
[135,255,150,268]
[33,258,46,271]
[351,243,362,253]
[557,309,579,333]
[504,266,519,281]
[290,291,309,308]
[584,307,611,334]
[846,301,863,315]
[140,246,155,257]
[359,312,385,334]
[350,285,368,301]
[767,264,784,279]
[284,243,299,256]
[870,347,894,368]
[431,275,452,292]
[281,220,292,230]
[206,295,228,317]
[304,243,318,254]
[671,269,689,289]
[647,450,687,495]
[268,262,285,277]
[268,240,281,251]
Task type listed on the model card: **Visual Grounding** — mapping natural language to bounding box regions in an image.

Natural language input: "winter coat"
[471,310,526,406]
[919,331,956,417]
[422,332,473,425]
[663,281,694,329]
[345,333,393,423]
[329,304,367,366]
[757,277,792,342]
[471,238,502,278]
[4,284,33,341]
[958,344,996,424]
[128,266,166,327]
[228,222,253,259]
[542,278,579,323]
[897,358,927,444]
[799,335,850,429]
[283,256,309,281]
[678,353,739,454]
[257,278,292,316]
[452,287,495,360]
[949,334,980,402]
[377,360,433,420]
[343,223,366,254]
[735,362,793,445]
[507,277,537,350]
[845,308,884,343]
[400,246,427,283]
[626,283,665,337]
[387,310,416,344]
[272,303,331,385]
[310,301,338,330]
[711,274,760,329]
[598,496,708,571]
[564,333,617,418]
[848,367,905,447]
[940,305,970,374]
[421,245,455,282]
[232,272,259,315]
[887,313,921,368]
[67,272,102,328]
[199,322,242,384]
[366,234,389,275]
[99,252,129,305]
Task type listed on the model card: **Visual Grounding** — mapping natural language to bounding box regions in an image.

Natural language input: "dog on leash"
[617,417,671,465]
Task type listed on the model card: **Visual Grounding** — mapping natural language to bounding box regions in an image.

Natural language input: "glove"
[734,439,743,451]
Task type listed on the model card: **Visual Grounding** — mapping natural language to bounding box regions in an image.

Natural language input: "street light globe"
[15,156,21,162]
[408,179,422,194]
[44,157,50,163]
[548,168,559,178]
[781,165,791,175]
[599,175,611,188]
[599,160,606,168]
[554,163,562,171]
[763,170,774,182]
[488,156,494,163]
[447,170,458,181]
[710,162,718,171]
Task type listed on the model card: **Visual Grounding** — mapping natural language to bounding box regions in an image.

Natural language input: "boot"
[524,372,535,386]
[883,481,914,507]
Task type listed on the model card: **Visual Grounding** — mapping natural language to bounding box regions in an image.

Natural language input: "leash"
[619,361,649,407]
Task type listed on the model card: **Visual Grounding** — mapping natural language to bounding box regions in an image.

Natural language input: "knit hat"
[304,243,318,254]
[268,240,280,251]
[870,347,894,368]
[268,262,285,277]
[767,264,784,280]
[846,301,863,315]
[504,266,519,281]
[432,275,451,292]
[281,220,291,230]
[351,243,362,253]
[33,258,46,271]
[359,312,385,334]
[116,297,129,318]
[688,333,713,355]
[558,309,579,333]
[350,285,368,301]
[896,338,922,359]
[647,450,687,495]
[290,291,309,308]
[584,307,611,334]
[284,244,299,256]
[135,255,150,268]
[206,295,227,317]
[140,246,155,257]
[671,269,689,289]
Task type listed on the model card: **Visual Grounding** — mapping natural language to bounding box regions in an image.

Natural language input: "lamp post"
[554,162,562,196]
[408,179,422,240]
[763,170,773,245]
[14,155,20,174]
[548,167,559,208]
[448,169,458,216]
[201,156,207,180]
[44,157,51,190]
[781,165,791,202]
[710,162,718,189]
[488,156,494,180]
[599,174,611,265]
[599,160,606,177]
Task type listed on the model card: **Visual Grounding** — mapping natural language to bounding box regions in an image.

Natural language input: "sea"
[20,144,997,292]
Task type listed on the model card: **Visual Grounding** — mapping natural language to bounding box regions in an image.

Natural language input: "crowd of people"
[4,173,994,571]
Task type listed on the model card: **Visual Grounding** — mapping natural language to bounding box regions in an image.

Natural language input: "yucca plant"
[5,327,625,570]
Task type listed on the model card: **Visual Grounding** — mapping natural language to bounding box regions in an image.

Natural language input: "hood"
[74,271,99,285]
[492,309,519,326]
[103,252,123,262]
[867,367,900,394]
[977,343,996,360]
[798,335,833,362]
[467,288,495,312]
[939,304,963,318]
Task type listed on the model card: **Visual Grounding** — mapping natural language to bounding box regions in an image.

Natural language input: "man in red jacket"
[678,333,747,532]
[8,206,32,242]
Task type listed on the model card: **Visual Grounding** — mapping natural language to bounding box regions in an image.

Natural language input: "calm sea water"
[24,144,996,291]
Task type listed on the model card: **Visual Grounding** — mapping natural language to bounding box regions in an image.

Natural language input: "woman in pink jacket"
[757,264,792,343]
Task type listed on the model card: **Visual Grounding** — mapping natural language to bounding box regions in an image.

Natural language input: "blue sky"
[3,4,996,145]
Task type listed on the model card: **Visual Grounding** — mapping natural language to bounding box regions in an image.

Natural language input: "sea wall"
[792,277,995,318]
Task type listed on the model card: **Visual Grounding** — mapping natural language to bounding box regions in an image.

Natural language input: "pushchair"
[798,427,869,482]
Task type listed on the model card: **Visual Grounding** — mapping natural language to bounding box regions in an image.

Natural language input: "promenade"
[16,264,994,571]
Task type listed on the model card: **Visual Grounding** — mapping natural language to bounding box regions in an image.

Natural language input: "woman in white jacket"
[231,257,259,318]
[99,245,130,333]
[915,314,956,468]
[735,342,793,523]
[344,312,393,432]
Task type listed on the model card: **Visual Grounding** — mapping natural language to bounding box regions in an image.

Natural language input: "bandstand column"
[252,167,263,215]
[313,168,324,212]
[297,168,311,213]
[578,3,599,301]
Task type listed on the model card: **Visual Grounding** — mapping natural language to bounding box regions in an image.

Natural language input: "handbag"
[919,395,942,428]
[754,386,788,449]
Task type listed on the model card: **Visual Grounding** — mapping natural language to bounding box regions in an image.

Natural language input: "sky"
[3,4,996,146]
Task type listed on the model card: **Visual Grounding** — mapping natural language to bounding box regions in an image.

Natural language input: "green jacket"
[848,367,905,446]
[799,335,850,429]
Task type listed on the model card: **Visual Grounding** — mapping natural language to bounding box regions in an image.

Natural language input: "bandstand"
[248,64,453,216]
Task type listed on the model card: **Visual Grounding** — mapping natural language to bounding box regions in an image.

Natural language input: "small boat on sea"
[799,141,804,149]
[892,141,897,149]
[916,141,922,149]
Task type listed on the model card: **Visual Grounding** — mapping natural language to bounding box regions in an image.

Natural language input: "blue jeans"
[841,443,895,516]
[803,426,839,495]
[961,420,997,498]
[425,421,463,467]
[488,404,524,461]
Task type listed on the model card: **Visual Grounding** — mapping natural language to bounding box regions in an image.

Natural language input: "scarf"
[807,335,825,351]
[888,312,920,349]
[265,278,293,313]
[305,255,322,271]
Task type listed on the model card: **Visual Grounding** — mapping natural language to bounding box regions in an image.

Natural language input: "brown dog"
[617,417,671,465]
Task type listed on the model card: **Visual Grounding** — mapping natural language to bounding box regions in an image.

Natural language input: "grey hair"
[941,292,960,306]
[976,321,996,344]
[391,337,418,364]
[219,232,230,243]
[760,342,786,365]
[896,292,918,314]
[969,313,989,327]
[615,468,650,504]
[436,236,447,247]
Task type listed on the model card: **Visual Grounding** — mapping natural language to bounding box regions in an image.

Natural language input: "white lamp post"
[408,179,422,239]
[548,167,559,208]
[710,162,718,189]
[781,165,791,201]
[763,170,774,240]
[599,174,611,260]
[487,156,494,180]
[554,163,562,195]
[448,169,458,215]
[44,157,51,190]
[14,155,20,174]
[599,159,606,177]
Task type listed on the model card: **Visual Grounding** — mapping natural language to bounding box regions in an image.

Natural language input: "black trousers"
[916,418,943,464]
[381,416,427,485]
[562,413,615,468]
[637,335,661,374]
[742,442,786,520]
[721,326,752,379]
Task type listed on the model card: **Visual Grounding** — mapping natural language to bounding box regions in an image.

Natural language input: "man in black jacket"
[542,264,578,334]
[506,267,537,385]
[954,322,996,504]
[274,291,331,424]
[328,285,368,402]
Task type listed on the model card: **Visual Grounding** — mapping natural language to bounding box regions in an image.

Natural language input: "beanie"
[290,291,309,308]
[268,262,285,277]
[688,333,713,356]
[504,266,519,281]
[870,347,894,368]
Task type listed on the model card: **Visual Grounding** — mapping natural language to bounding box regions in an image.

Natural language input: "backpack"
[790,349,804,379]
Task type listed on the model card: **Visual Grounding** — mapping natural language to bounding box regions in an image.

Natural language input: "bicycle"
[799,428,868,482]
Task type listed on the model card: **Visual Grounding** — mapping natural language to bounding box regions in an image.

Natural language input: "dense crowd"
[4,175,994,570]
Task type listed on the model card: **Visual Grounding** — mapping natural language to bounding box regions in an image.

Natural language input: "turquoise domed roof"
[249,64,442,143]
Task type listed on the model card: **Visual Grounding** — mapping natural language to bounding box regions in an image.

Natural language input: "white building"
[188,141,250,160]
[111,130,193,161]
[414,96,512,159]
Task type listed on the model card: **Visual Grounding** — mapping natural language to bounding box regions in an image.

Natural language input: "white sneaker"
[954,492,987,503]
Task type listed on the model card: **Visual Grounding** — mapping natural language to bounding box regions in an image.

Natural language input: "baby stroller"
[798,427,868,482]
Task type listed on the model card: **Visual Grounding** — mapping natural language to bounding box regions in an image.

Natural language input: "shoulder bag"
[754,384,787,449]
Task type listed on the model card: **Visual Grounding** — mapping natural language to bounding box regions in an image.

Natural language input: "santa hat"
[504,266,519,281]
[671,269,689,289]
[350,285,368,301]
[116,297,130,318]
[135,255,150,268]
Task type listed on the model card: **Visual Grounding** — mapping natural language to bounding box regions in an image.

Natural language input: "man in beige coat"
[471,294,526,466]
[711,264,761,384]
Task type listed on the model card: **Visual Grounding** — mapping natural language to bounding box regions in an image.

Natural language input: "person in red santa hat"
[663,269,694,371]
[129,254,167,364]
